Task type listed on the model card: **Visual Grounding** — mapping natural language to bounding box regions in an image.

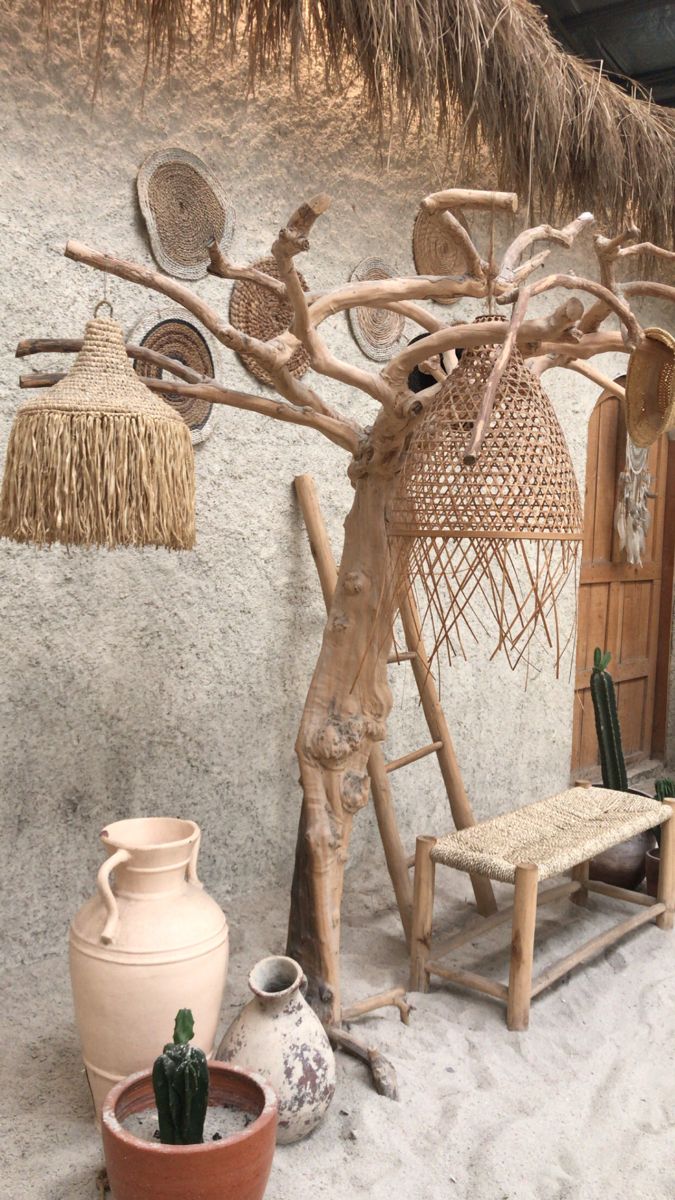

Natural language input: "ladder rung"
[387,649,418,664]
[385,740,444,773]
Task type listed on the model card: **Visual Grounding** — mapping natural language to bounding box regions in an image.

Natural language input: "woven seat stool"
[409,785,675,1030]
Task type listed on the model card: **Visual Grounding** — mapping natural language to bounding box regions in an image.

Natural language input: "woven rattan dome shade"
[0,318,195,550]
[388,336,583,668]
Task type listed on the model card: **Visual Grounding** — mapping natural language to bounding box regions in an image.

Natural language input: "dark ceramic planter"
[102,1062,278,1200]
[646,846,660,898]
[589,828,657,890]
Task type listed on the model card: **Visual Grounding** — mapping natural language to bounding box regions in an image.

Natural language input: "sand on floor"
[4,855,674,1200]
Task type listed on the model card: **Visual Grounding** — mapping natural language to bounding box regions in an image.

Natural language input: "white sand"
[121,1103,251,1143]
[5,855,675,1198]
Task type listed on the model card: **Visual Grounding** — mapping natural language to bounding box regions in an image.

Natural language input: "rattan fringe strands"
[229,257,310,386]
[348,257,407,361]
[431,786,669,883]
[388,326,583,669]
[131,312,217,444]
[137,148,235,280]
[412,208,471,307]
[0,317,195,550]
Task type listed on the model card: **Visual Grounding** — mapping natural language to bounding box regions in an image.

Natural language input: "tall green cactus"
[590,648,628,792]
[152,1008,209,1145]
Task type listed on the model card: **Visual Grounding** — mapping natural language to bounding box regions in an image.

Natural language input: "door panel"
[571,391,668,778]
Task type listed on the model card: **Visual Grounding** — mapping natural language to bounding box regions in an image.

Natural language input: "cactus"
[590,648,628,792]
[152,1008,209,1145]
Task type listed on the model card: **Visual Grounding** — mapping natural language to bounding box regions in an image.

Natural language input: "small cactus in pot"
[152,1008,209,1145]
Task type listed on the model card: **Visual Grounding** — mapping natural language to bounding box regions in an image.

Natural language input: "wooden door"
[572,389,672,778]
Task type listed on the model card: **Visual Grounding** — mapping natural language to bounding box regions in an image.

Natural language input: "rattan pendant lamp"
[389,325,584,669]
[0,314,195,550]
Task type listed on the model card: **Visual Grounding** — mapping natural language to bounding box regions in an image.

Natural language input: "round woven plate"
[137,148,235,281]
[625,327,675,448]
[229,258,310,386]
[412,208,472,307]
[129,309,220,443]
[347,257,407,362]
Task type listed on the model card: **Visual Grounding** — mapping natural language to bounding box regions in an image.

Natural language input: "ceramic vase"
[69,816,229,1121]
[218,955,335,1144]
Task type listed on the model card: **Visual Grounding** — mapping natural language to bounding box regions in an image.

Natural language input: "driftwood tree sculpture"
[15,188,675,1029]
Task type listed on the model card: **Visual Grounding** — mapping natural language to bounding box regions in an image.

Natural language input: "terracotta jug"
[69,817,229,1121]
[218,955,335,1144]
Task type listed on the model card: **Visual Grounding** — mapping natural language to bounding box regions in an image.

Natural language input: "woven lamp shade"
[0,317,195,550]
[229,257,310,386]
[348,257,407,361]
[137,148,235,281]
[388,333,583,668]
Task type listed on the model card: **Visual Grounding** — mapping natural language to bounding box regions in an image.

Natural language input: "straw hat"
[137,148,235,280]
[229,258,310,386]
[389,325,583,668]
[130,309,219,444]
[625,327,675,448]
[0,317,195,549]
[347,257,407,361]
[412,207,472,306]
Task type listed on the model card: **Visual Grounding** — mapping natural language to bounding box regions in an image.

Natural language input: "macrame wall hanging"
[615,436,653,567]
[388,322,584,671]
[0,316,195,550]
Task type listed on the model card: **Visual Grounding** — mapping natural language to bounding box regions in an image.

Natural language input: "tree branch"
[499,273,642,349]
[16,369,359,454]
[498,213,595,283]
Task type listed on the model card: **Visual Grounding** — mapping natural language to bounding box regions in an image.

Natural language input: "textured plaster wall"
[1,3,671,968]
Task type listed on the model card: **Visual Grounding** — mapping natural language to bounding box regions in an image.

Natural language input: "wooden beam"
[426,963,509,1002]
[530,904,664,997]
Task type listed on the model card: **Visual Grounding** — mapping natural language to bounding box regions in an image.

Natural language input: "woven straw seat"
[431,786,668,883]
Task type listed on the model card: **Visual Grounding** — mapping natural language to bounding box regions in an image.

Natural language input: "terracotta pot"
[646,846,660,897]
[218,955,335,1144]
[589,828,656,890]
[102,1062,277,1200]
[69,817,228,1121]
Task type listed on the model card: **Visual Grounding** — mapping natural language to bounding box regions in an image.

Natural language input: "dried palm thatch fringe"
[40,0,675,243]
[0,318,196,550]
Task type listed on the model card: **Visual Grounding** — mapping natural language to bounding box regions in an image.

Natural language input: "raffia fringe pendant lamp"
[388,327,583,670]
[0,316,196,550]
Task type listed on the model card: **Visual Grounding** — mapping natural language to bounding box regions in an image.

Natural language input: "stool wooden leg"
[656,801,675,930]
[570,860,589,906]
[410,836,436,992]
[507,862,539,1031]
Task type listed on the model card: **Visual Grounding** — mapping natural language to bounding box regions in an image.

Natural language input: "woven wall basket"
[625,327,675,448]
[229,258,310,386]
[137,148,235,280]
[388,331,583,669]
[412,208,472,307]
[130,309,219,444]
[348,257,407,361]
[0,317,195,550]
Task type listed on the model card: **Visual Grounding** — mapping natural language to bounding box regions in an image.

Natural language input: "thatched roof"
[40,0,675,244]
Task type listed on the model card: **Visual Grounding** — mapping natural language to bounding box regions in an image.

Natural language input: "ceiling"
[537,0,675,107]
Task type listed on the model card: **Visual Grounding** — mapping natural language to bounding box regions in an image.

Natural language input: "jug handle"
[187,832,204,889]
[97,849,131,945]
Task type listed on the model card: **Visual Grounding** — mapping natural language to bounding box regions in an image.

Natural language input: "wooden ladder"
[295,474,497,946]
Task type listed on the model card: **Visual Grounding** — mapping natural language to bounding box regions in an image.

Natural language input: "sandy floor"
[5,857,675,1200]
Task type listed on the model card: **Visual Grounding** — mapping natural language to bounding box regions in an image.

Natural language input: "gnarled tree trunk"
[287,451,402,1024]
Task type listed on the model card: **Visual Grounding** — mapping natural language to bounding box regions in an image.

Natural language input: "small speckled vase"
[217,955,335,1144]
